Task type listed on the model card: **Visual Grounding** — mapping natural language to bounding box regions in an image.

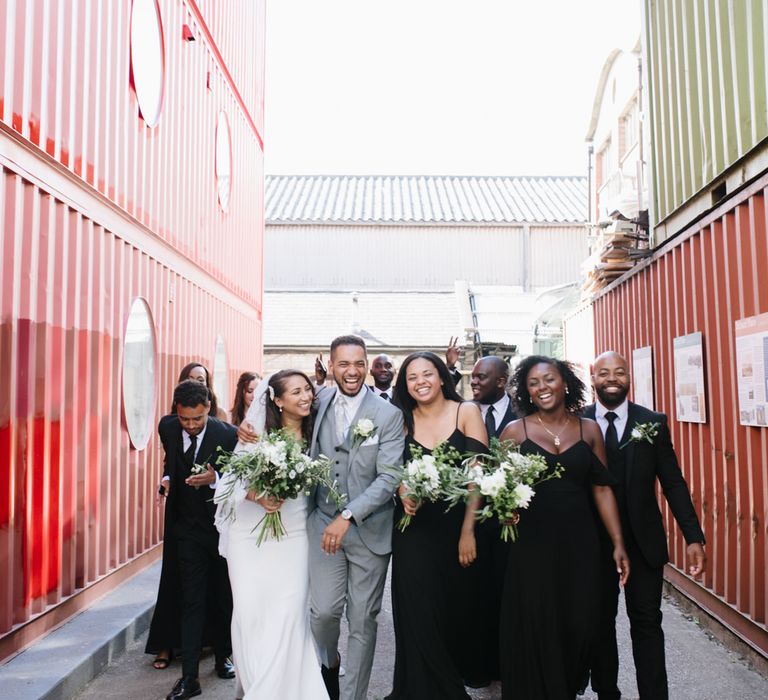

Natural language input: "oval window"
[216,111,232,212]
[212,336,229,415]
[123,298,157,449]
[130,0,165,128]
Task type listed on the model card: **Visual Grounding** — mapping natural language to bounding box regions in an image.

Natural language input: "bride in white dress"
[215,370,328,700]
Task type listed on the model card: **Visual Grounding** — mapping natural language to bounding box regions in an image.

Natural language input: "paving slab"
[72,566,767,700]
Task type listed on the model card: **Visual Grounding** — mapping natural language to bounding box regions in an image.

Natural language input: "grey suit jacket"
[309,386,405,555]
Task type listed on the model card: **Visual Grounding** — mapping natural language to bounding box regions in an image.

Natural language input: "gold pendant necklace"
[537,413,570,447]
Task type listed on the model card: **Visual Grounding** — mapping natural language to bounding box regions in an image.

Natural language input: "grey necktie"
[335,396,349,445]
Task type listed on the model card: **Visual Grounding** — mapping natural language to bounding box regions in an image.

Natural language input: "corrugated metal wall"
[0,0,264,654]
[646,0,768,230]
[592,173,768,655]
[265,224,586,289]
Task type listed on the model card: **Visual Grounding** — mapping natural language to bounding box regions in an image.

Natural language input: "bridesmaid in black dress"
[387,352,488,700]
[498,356,629,699]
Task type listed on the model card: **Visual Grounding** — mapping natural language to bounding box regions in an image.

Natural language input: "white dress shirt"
[334,386,368,444]
[371,386,393,400]
[595,398,629,440]
[479,394,510,423]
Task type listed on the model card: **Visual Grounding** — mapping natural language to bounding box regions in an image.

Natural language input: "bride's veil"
[214,376,271,556]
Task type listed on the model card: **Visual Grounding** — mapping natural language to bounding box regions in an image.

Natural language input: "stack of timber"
[582,222,639,295]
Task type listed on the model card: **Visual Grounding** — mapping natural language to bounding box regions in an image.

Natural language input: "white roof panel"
[266,175,587,225]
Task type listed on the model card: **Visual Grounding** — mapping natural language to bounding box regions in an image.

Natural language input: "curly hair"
[264,369,316,443]
[392,351,464,436]
[230,371,259,427]
[510,355,586,416]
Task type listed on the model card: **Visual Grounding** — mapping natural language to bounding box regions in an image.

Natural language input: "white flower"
[289,469,297,479]
[513,483,534,508]
[631,428,642,440]
[468,465,485,482]
[509,452,527,468]
[478,469,506,498]
[354,418,375,438]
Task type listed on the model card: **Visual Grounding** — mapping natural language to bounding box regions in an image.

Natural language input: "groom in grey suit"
[308,335,404,700]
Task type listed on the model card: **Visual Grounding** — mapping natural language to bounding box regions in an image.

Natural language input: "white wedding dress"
[215,378,328,700]
[222,494,328,700]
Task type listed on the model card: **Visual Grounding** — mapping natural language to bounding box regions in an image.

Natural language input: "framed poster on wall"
[734,312,768,427]
[673,332,706,423]
[632,346,654,410]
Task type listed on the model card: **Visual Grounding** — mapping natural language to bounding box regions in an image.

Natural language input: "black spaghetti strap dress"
[386,427,487,700]
[500,418,615,699]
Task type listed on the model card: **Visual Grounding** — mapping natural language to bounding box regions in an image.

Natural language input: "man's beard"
[596,385,629,408]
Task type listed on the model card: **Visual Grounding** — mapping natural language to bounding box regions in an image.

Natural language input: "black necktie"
[184,434,197,468]
[604,411,619,457]
[485,405,497,437]
[380,392,390,402]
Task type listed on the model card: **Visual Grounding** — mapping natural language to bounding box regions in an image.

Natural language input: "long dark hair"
[393,351,464,435]
[510,355,586,416]
[230,371,258,426]
[170,362,221,417]
[264,369,316,444]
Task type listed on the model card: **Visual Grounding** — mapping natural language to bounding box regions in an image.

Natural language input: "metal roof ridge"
[265,173,587,181]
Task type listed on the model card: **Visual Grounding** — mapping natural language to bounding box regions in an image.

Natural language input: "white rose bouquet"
[397,442,465,532]
[215,429,343,545]
[465,438,563,542]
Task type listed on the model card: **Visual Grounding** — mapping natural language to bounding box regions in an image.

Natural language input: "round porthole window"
[216,111,232,212]
[130,0,165,128]
[122,298,157,449]
[212,335,229,416]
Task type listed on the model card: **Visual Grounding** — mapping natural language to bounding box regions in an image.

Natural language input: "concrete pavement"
[2,558,765,700]
[73,569,766,700]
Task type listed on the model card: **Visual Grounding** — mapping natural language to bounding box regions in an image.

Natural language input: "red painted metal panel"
[592,175,768,656]
[0,0,265,655]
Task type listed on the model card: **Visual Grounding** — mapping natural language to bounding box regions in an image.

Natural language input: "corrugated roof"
[265,175,587,225]
[263,290,464,348]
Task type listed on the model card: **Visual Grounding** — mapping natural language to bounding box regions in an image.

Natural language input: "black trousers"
[176,531,233,677]
[590,536,668,700]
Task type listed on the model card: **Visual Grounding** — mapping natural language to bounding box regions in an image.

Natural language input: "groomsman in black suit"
[469,355,518,685]
[369,354,395,400]
[583,351,706,700]
[470,356,517,438]
[160,380,238,700]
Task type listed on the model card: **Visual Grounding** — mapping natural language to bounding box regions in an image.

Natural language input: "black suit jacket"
[583,401,705,568]
[159,414,238,529]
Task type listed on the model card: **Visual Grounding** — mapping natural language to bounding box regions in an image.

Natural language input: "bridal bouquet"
[397,442,465,532]
[465,439,563,542]
[215,429,342,545]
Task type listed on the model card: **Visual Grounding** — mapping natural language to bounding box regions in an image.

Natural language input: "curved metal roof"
[265,174,587,225]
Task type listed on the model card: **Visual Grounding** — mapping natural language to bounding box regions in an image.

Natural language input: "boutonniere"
[190,462,209,489]
[352,418,377,446]
[621,421,660,449]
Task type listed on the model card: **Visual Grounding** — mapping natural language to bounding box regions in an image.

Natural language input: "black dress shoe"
[320,655,340,700]
[166,675,201,700]
[215,657,236,679]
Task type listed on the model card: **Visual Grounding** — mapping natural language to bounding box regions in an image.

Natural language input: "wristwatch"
[341,508,355,523]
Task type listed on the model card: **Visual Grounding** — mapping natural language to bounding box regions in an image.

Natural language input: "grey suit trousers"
[308,508,390,700]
